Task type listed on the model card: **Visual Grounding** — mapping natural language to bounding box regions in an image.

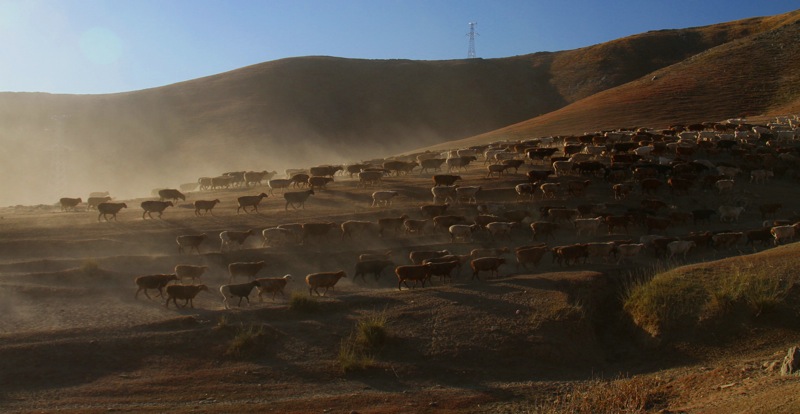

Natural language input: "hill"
[426,10,800,151]
[1,11,798,205]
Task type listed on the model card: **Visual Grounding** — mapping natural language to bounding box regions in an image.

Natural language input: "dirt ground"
[1,151,800,413]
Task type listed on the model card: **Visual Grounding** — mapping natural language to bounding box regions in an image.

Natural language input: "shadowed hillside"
[0,11,797,205]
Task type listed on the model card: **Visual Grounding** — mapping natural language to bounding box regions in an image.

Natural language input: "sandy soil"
[1,151,800,413]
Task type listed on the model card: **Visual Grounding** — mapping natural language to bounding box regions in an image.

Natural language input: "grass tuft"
[289,291,320,313]
[225,323,267,358]
[337,311,389,372]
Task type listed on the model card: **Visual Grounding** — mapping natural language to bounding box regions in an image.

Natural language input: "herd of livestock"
[56,115,800,310]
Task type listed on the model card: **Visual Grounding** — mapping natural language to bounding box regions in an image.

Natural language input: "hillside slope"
[0,11,796,205]
[426,11,800,151]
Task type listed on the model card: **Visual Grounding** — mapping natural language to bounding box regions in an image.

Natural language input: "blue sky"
[1,0,798,94]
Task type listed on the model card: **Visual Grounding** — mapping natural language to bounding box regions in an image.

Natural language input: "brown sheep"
[395,265,432,290]
[194,199,221,216]
[227,261,266,283]
[237,193,269,214]
[158,189,186,202]
[471,257,505,280]
[306,271,347,296]
[59,197,82,212]
[97,202,127,221]
[255,274,293,301]
[220,281,262,309]
[354,259,394,282]
[87,196,112,210]
[141,200,174,219]
[174,265,208,283]
[135,273,178,299]
[176,234,207,254]
[165,284,209,308]
[378,214,410,237]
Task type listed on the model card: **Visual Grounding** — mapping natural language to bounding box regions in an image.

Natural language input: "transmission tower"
[467,22,478,58]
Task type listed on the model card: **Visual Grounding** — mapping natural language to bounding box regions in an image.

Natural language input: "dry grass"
[534,375,670,413]
[624,255,800,339]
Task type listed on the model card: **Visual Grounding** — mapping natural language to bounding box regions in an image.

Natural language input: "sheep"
[515,246,549,271]
[220,229,255,252]
[378,214,410,237]
[228,261,266,283]
[455,186,481,204]
[372,191,399,207]
[290,173,310,188]
[220,281,262,309]
[409,249,450,265]
[268,178,292,195]
[431,185,458,204]
[420,203,449,218]
[284,189,314,210]
[262,227,296,247]
[302,222,338,243]
[308,175,334,190]
[59,197,82,212]
[306,270,347,296]
[395,265,432,290]
[244,170,277,187]
[237,193,269,214]
[86,196,112,210]
[255,274,293,301]
[449,224,479,243]
[141,200,173,219]
[158,189,186,202]
[403,218,429,235]
[718,205,745,223]
[174,265,208,283]
[471,257,505,280]
[97,202,127,221]
[424,260,460,283]
[486,164,510,178]
[354,259,394,282]
[341,220,378,239]
[194,199,220,216]
[515,183,536,200]
[715,179,735,194]
[359,250,392,262]
[485,221,517,240]
[176,233,207,254]
[135,273,178,299]
[165,284,209,308]
[358,170,384,188]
